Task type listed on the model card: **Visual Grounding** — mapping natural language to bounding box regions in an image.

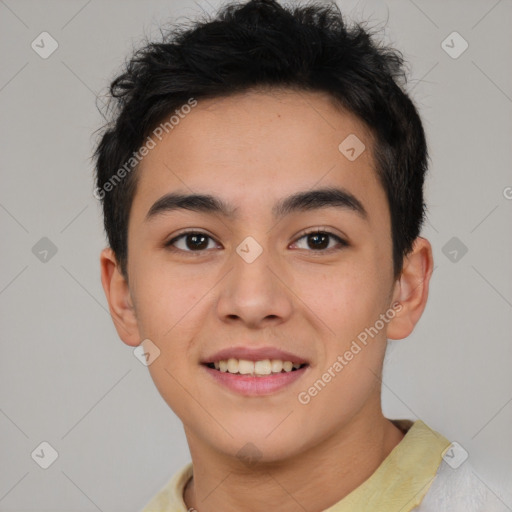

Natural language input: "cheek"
[131,263,206,341]
[293,260,387,344]
[293,259,390,409]
[295,355,383,444]
[130,272,206,407]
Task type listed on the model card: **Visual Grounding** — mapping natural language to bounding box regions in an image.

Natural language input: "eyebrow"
[145,186,368,222]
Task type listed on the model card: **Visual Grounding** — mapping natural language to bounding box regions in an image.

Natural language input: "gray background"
[1,0,511,510]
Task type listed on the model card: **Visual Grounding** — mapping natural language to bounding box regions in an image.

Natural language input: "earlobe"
[99,247,141,347]
[387,237,434,340]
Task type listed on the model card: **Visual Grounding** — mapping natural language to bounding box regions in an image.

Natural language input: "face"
[110,89,407,462]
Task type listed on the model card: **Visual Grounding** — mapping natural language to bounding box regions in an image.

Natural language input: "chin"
[209,423,313,464]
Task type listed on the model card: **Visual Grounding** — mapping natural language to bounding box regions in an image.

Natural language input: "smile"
[205,358,308,376]
[202,359,310,396]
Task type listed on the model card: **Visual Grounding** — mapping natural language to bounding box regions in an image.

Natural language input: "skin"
[100,88,433,512]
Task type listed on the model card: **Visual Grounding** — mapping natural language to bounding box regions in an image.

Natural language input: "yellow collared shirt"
[141,419,451,512]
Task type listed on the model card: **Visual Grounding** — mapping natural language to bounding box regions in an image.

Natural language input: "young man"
[93,0,508,510]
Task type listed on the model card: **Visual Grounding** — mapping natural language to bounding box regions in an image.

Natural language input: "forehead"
[131,89,387,224]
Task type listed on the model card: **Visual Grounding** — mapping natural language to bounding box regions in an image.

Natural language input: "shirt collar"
[142,419,450,512]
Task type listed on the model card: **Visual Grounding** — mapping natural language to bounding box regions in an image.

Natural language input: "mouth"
[203,359,309,376]
[201,357,310,396]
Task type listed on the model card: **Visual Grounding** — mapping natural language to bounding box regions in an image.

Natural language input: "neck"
[182,406,405,512]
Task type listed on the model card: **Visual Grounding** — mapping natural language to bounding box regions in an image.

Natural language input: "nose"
[216,243,294,329]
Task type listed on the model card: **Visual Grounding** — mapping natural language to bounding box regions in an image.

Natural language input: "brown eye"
[165,232,218,252]
[164,228,348,255]
[292,230,347,252]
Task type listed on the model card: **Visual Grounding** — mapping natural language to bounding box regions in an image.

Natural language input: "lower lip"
[202,365,309,396]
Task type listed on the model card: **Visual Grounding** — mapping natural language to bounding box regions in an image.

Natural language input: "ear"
[387,237,434,340]
[99,247,141,347]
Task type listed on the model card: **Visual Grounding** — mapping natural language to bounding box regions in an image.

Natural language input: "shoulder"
[415,459,511,512]
[140,462,193,512]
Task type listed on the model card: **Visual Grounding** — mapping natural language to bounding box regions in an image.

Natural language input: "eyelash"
[164,228,348,255]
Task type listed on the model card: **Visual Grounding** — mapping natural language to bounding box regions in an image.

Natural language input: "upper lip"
[202,346,309,365]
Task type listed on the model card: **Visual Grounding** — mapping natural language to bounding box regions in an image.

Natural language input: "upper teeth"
[212,358,303,376]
